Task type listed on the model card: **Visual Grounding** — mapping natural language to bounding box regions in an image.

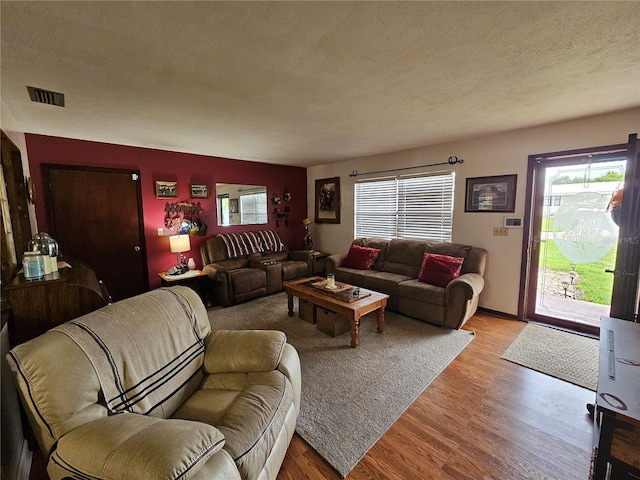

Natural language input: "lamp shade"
[169,234,191,253]
[302,218,312,226]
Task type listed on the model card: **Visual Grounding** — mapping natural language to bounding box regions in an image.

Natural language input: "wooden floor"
[277,311,595,480]
[28,312,595,480]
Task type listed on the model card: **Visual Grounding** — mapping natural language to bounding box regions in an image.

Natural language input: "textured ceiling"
[1,1,639,167]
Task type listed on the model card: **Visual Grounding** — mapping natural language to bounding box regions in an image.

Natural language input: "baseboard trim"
[477,307,520,320]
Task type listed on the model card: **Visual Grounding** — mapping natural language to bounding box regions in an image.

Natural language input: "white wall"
[307,108,640,316]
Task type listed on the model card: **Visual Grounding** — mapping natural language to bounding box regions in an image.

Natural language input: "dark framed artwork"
[315,177,340,224]
[190,184,209,198]
[465,174,517,212]
[229,198,239,214]
[155,181,178,198]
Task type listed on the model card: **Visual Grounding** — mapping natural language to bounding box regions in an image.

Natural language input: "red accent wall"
[25,134,307,290]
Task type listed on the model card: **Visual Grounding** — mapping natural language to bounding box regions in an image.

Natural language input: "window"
[240,191,267,224]
[355,171,454,241]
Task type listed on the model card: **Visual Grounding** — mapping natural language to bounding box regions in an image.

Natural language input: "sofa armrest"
[325,253,347,274]
[204,330,287,374]
[277,343,302,416]
[446,272,485,299]
[249,259,282,294]
[49,414,225,480]
[444,273,485,329]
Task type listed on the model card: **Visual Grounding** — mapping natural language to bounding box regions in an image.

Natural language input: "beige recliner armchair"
[7,286,301,480]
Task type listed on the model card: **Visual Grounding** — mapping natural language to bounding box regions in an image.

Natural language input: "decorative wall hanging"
[272,193,282,205]
[465,174,517,212]
[283,188,291,202]
[315,177,340,224]
[156,181,178,198]
[190,184,209,198]
[164,200,207,235]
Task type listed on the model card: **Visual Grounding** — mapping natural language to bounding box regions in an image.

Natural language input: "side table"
[590,317,640,479]
[158,270,209,306]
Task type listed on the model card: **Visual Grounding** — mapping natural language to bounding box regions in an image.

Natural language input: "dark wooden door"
[44,165,148,301]
[610,133,640,321]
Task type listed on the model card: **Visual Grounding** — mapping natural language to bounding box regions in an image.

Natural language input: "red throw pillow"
[342,245,380,270]
[418,253,464,288]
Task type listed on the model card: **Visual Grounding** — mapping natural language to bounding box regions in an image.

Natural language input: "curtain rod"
[348,156,464,178]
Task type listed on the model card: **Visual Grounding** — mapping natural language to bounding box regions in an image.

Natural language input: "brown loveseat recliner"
[326,237,487,329]
[6,286,301,480]
[201,230,312,306]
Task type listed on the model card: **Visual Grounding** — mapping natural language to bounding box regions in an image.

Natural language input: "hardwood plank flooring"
[277,312,595,480]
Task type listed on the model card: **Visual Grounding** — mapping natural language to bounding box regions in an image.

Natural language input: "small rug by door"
[501,323,599,391]
[208,293,474,477]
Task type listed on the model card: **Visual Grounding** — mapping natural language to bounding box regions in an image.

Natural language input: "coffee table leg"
[287,294,294,317]
[377,307,385,333]
[350,317,360,348]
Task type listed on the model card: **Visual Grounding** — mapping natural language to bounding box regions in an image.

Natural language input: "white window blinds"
[355,171,454,241]
[240,192,268,224]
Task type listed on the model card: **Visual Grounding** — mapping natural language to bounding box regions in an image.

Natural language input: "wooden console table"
[590,317,640,479]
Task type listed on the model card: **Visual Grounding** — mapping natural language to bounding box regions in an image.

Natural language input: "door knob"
[134,246,141,252]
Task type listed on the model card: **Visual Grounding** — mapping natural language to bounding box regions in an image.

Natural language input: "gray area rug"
[208,293,474,477]
[501,323,599,391]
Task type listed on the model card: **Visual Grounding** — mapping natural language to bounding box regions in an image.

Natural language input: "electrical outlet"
[493,227,509,236]
[157,228,164,236]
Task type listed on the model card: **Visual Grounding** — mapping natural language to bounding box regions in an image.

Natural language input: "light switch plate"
[157,228,164,236]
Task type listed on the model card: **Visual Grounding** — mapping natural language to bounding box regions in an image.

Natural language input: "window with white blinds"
[354,171,454,241]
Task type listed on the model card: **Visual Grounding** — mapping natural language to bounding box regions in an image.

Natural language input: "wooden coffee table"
[284,277,389,348]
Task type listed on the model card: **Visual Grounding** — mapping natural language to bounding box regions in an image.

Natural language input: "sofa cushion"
[230,268,266,294]
[261,252,289,263]
[335,267,367,286]
[342,245,380,270]
[280,260,308,281]
[426,242,472,271]
[382,238,429,277]
[172,370,294,480]
[52,414,225,480]
[418,253,464,288]
[398,279,446,306]
[362,271,412,296]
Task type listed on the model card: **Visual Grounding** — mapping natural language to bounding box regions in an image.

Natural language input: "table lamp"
[169,234,191,267]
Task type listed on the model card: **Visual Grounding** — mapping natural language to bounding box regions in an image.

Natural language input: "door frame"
[41,163,149,296]
[518,142,629,333]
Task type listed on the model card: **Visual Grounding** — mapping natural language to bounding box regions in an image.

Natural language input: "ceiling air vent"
[27,86,65,107]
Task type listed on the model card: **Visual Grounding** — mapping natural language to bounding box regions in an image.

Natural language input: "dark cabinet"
[7,259,110,345]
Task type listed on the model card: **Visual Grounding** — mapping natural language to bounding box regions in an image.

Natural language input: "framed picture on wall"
[465,174,517,212]
[190,184,209,198]
[315,177,340,224]
[155,181,178,198]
